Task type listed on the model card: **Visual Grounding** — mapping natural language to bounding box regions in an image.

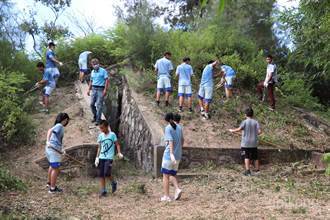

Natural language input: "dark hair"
[245,107,254,117]
[208,60,214,64]
[266,55,273,60]
[165,112,176,130]
[164,51,171,56]
[99,120,109,127]
[36,62,45,68]
[173,113,181,123]
[48,42,55,47]
[54,112,70,125]
[183,57,190,62]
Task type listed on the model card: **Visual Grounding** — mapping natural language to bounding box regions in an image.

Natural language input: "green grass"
[0,167,27,192]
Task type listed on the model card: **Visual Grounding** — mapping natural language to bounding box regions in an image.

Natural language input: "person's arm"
[169,140,176,164]
[264,65,274,85]
[154,61,158,75]
[115,141,123,158]
[229,127,243,133]
[257,122,262,135]
[103,78,109,97]
[94,144,100,167]
[87,76,92,96]
[46,128,52,144]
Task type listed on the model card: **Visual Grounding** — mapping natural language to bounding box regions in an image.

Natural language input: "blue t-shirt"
[154,57,173,78]
[46,49,56,68]
[49,123,64,150]
[91,67,108,87]
[222,65,236,78]
[200,64,214,87]
[163,124,183,161]
[176,63,193,86]
[43,69,56,88]
[97,132,118,160]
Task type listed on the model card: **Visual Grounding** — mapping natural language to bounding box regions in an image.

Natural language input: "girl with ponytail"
[160,112,184,202]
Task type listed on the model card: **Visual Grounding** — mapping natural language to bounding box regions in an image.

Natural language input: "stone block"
[311,151,326,169]
[153,145,165,178]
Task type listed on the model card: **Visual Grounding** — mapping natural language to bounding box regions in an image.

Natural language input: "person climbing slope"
[176,57,194,113]
[257,55,278,110]
[154,52,174,107]
[78,51,92,83]
[35,62,57,113]
[220,63,236,99]
[45,113,70,193]
[45,41,63,82]
[198,60,221,120]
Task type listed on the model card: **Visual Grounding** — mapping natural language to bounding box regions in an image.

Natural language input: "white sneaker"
[174,189,182,200]
[160,195,172,202]
[202,113,210,120]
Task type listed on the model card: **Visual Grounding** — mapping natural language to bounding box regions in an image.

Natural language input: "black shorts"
[241,148,258,160]
[99,159,113,178]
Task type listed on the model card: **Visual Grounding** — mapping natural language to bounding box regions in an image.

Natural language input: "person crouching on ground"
[176,57,194,113]
[87,58,109,125]
[154,52,174,107]
[198,60,221,120]
[94,120,123,197]
[229,107,262,176]
[160,113,184,202]
[45,112,70,193]
[35,62,57,113]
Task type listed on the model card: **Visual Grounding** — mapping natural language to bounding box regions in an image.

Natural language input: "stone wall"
[107,76,163,172]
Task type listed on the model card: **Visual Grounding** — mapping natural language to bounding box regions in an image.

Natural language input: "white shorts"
[78,59,88,71]
[161,159,180,176]
[178,85,192,97]
[43,86,55,96]
[46,67,60,80]
[225,76,235,89]
[157,76,172,92]
[45,146,62,163]
[198,85,213,103]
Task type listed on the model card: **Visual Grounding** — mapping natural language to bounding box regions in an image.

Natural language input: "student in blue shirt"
[35,62,56,113]
[176,57,194,113]
[45,112,70,193]
[154,52,174,107]
[87,58,109,125]
[221,64,236,99]
[94,120,123,197]
[45,42,63,82]
[160,113,184,202]
[78,51,92,83]
[198,60,221,120]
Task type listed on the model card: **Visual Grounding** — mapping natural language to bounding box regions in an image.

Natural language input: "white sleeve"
[154,60,158,69]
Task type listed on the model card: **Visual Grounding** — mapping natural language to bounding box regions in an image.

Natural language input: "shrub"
[323,153,330,176]
[0,167,27,192]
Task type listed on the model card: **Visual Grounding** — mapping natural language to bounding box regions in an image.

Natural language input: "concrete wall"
[106,76,164,172]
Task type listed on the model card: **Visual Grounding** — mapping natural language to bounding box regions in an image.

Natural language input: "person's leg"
[256,80,264,100]
[268,84,275,109]
[79,71,85,82]
[100,177,106,192]
[225,88,233,99]
[170,176,180,190]
[187,96,192,110]
[163,174,170,197]
[90,88,97,121]
[47,166,52,184]
[165,91,170,103]
[50,168,60,188]
[95,89,104,123]
[204,102,209,113]
[244,159,250,171]
[198,86,205,112]
[255,160,260,171]
[164,77,172,105]
[44,95,49,109]
[178,86,184,109]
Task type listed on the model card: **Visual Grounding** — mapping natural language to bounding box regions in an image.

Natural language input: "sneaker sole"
[175,191,182,200]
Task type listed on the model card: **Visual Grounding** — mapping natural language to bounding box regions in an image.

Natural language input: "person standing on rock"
[45,41,63,82]
[160,112,183,202]
[176,57,194,113]
[198,60,221,120]
[87,58,109,125]
[154,52,174,107]
[45,112,70,193]
[257,55,278,111]
[78,51,92,83]
[35,62,57,113]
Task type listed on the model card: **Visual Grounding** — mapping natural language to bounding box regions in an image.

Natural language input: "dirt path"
[1,84,329,219]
